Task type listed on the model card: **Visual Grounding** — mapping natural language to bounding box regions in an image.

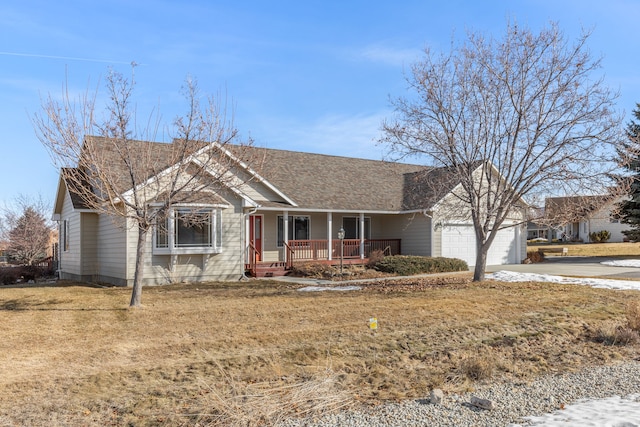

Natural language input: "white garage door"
[442,224,518,266]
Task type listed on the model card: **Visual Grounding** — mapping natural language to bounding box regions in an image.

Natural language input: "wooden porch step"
[247,262,289,278]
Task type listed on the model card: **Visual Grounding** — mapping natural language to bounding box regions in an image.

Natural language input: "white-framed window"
[153,207,223,255]
[61,219,69,252]
[277,215,310,246]
[343,216,371,239]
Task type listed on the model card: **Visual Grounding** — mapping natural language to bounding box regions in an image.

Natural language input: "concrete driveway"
[487,256,640,280]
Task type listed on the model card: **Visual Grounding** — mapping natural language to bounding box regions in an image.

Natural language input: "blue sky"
[1,0,639,205]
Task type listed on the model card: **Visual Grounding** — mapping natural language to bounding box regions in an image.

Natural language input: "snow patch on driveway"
[487,270,640,291]
[601,259,640,268]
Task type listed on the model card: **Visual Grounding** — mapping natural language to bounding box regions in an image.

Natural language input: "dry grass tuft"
[457,354,495,382]
[591,321,640,346]
[201,367,351,426]
[589,299,640,347]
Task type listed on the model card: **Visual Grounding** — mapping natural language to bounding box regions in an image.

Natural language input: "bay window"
[153,207,223,254]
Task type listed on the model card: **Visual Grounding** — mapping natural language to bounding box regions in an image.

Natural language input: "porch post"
[283,210,289,262]
[360,212,365,259]
[244,212,250,264]
[327,212,333,261]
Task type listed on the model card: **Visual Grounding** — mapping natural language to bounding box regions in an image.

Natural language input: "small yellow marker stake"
[369,317,378,331]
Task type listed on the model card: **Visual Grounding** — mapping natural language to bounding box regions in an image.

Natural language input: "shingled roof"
[83,135,179,195]
[232,145,468,212]
[545,195,612,223]
[63,137,465,213]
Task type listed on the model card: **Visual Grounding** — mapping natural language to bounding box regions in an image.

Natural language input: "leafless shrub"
[458,355,494,381]
[592,322,640,346]
[289,262,337,278]
[525,250,545,264]
[626,301,640,332]
[366,249,385,269]
[615,327,640,345]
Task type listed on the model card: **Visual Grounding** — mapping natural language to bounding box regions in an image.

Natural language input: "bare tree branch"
[382,21,625,281]
[33,68,261,306]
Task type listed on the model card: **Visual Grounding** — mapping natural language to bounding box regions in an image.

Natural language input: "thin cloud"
[359,44,422,66]
[0,51,132,65]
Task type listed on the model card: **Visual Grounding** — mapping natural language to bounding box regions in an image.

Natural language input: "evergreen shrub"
[0,267,20,285]
[373,255,468,276]
[589,230,611,243]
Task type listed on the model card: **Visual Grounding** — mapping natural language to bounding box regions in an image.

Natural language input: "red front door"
[249,215,262,261]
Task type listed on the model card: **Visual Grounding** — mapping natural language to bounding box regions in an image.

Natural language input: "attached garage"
[441,224,521,266]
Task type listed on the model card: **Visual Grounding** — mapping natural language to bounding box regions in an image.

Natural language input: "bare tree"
[33,68,258,307]
[1,195,53,266]
[382,22,624,281]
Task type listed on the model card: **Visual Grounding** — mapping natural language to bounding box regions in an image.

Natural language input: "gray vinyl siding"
[95,215,127,283]
[241,178,289,205]
[395,214,432,256]
[58,190,83,279]
[80,213,98,279]
[432,219,443,258]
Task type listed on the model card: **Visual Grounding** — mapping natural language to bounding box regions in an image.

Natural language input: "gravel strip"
[281,362,640,426]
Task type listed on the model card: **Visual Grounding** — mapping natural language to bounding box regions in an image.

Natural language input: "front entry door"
[249,215,263,261]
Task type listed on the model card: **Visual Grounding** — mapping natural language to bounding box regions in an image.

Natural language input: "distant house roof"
[545,195,612,223]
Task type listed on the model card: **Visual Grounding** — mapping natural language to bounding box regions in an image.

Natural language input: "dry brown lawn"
[1,275,639,426]
[528,241,640,257]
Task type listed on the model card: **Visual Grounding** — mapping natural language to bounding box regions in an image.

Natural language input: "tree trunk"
[129,226,148,307]
[472,242,488,282]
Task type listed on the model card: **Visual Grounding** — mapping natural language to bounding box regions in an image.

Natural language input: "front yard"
[528,241,640,257]
[1,276,639,425]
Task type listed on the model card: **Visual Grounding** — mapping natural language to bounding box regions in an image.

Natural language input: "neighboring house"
[527,221,549,241]
[542,196,629,243]
[0,241,6,265]
[53,137,527,286]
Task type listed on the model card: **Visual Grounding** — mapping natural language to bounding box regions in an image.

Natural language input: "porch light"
[338,227,345,274]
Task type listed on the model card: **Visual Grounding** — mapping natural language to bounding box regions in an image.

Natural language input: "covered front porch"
[246,238,401,277]
[244,210,409,277]
[285,238,401,262]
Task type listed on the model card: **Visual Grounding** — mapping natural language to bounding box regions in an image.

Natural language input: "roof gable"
[54,168,95,212]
